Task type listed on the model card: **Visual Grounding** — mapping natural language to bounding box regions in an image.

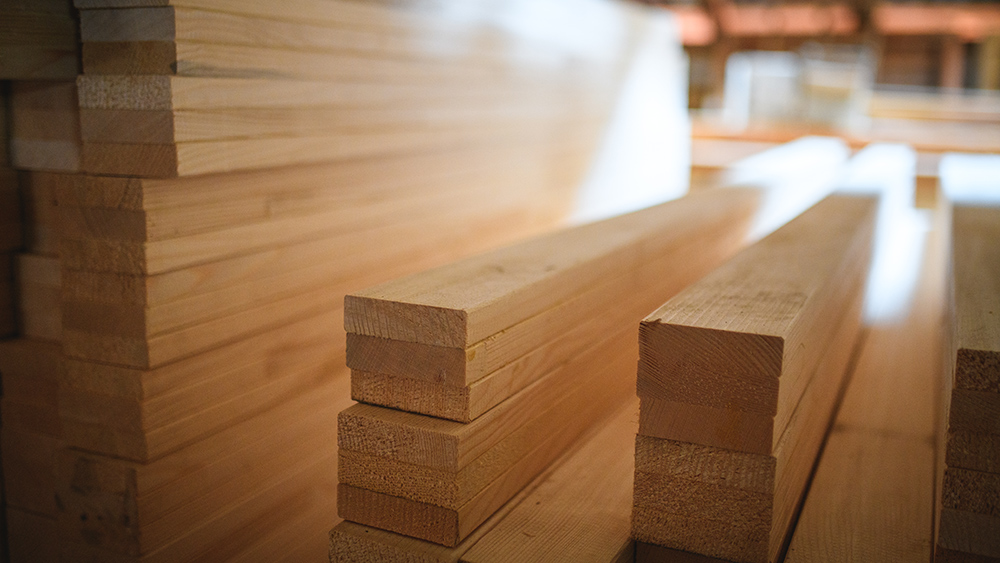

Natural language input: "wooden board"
[460,400,638,563]
[637,195,875,452]
[0,0,78,79]
[633,194,876,563]
[59,310,340,461]
[347,187,759,420]
[55,369,350,558]
[345,188,760,352]
[7,508,60,563]
[9,81,81,172]
[338,326,637,546]
[19,171,64,256]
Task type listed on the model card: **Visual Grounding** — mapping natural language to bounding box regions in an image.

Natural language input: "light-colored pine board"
[9,81,80,172]
[81,123,558,178]
[787,192,950,563]
[633,195,876,563]
[57,136,582,248]
[938,204,1000,560]
[338,327,637,545]
[347,189,757,420]
[56,370,350,557]
[340,328,636,508]
[345,187,760,352]
[633,275,864,563]
[460,400,638,563]
[637,195,875,451]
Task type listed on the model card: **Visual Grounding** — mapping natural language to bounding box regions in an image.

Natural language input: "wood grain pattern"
[460,400,638,563]
[346,188,758,421]
[633,194,876,563]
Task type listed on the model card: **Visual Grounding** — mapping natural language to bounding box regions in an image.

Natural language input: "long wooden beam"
[633,194,876,563]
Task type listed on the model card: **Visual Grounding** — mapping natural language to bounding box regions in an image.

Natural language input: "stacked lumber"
[785,150,948,562]
[0,0,79,79]
[632,194,877,563]
[330,399,640,563]
[2,176,67,563]
[74,0,632,179]
[936,204,1000,562]
[43,1,685,561]
[335,185,761,551]
[1,0,78,553]
[9,81,82,172]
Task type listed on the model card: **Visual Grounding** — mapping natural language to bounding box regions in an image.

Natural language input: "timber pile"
[0,0,79,556]
[937,204,1000,562]
[42,1,678,561]
[334,186,761,551]
[632,194,876,563]
[331,399,641,563]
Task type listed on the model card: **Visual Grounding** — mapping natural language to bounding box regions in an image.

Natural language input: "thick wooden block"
[2,427,60,516]
[0,0,78,79]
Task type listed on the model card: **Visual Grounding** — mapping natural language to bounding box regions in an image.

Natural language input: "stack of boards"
[0,0,688,561]
[0,0,79,558]
[333,186,761,553]
[633,194,877,562]
[937,204,1000,561]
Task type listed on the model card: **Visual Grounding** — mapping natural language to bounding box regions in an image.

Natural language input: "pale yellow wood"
[460,400,637,563]
[56,371,349,557]
[638,195,875,446]
[633,195,875,563]
[346,188,760,350]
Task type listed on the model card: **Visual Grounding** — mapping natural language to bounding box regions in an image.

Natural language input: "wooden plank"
[460,400,637,563]
[345,187,760,352]
[55,369,350,557]
[633,195,876,563]
[347,189,758,420]
[338,327,637,546]
[637,195,875,449]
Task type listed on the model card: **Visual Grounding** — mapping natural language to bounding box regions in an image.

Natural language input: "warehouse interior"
[0,0,998,561]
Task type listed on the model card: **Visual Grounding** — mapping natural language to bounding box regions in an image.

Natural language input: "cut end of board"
[637,320,783,416]
[344,294,468,348]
